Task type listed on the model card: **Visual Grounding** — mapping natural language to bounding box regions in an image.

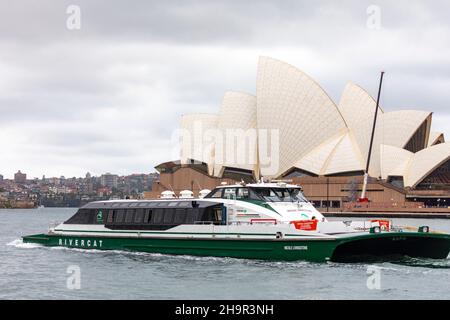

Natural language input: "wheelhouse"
[204,186,309,203]
[65,200,225,230]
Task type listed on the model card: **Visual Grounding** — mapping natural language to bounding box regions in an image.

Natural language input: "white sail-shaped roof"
[428,131,445,147]
[293,132,346,175]
[256,56,347,178]
[180,113,219,175]
[213,91,257,177]
[322,132,365,175]
[338,82,383,178]
[380,144,413,179]
[382,110,432,149]
[404,142,450,187]
[177,56,445,186]
[293,131,365,176]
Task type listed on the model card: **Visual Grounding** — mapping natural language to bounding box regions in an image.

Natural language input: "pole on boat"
[359,71,385,202]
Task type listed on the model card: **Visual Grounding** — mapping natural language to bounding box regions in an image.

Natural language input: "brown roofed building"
[14,170,27,184]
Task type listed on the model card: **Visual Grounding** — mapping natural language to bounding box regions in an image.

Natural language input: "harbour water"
[1,208,450,300]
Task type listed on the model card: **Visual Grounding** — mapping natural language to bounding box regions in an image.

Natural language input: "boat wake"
[6,239,239,263]
[6,239,42,249]
[391,256,450,269]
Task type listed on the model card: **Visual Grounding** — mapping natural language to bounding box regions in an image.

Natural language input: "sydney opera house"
[149,57,450,212]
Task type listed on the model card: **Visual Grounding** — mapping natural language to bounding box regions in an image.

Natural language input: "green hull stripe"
[23,233,338,262]
[22,231,450,262]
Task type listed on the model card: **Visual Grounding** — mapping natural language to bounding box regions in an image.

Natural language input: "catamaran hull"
[331,233,450,262]
[22,232,450,262]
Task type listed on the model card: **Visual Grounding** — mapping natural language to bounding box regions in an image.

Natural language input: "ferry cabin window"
[207,189,223,198]
[107,210,115,223]
[125,209,134,223]
[201,207,223,224]
[223,188,237,199]
[251,188,279,202]
[174,208,186,224]
[143,209,153,223]
[66,209,92,224]
[250,187,308,202]
[74,209,87,224]
[213,208,223,221]
[152,209,164,224]
[134,208,144,223]
[115,209,125,223]
[163,209,175,224]
[289,188,308,202]
[236,188,249,199]
[186,209,197,224]
[273,189,290,201]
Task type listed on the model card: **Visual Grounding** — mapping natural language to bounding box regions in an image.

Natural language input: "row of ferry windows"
[207,187,250,199]
[104,208,196,225]
[104,201,192,208]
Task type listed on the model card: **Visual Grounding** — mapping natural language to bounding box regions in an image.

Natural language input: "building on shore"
[145,56,450,212]
[14,170,27,184]
[100,173,119,189]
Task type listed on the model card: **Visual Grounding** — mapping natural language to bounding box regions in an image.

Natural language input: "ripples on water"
[1,208,450,299]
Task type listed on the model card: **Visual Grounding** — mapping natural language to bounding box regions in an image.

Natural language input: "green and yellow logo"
[97,210,103,223]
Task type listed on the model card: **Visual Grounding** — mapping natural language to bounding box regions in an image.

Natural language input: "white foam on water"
[378,266,400,271]
[6,239,42,249]
[48,245,165,258]
[4,239,209,262]
[244,260,312,269]
[50,246,104,253]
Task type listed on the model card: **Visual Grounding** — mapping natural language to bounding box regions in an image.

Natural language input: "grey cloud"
[1,0,450,178]
[3,0,447,46]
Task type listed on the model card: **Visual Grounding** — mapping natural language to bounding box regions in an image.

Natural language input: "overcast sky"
[1,0,450,179]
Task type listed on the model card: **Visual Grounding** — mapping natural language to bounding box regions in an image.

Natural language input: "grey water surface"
[1,208,450,299]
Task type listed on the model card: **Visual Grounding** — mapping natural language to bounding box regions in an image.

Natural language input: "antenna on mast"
[168,183,179,198]
[359,71,385,203]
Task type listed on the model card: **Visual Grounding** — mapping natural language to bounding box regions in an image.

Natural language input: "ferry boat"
[22,182,450,262]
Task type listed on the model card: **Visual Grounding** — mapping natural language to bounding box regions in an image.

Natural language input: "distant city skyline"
[2,1,450,178]
[0,169,157,180]
[0,170,159,208]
